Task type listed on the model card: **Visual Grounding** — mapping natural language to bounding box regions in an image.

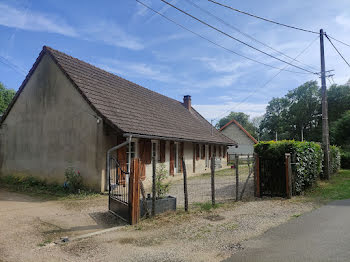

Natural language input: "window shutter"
[219,146,222,157]
[160,140,166,163]
[223,146,227,158]
[179,142,184,172]
[144,139,152,164]
[169,142,175,176]
[209,145,212,158]
[214,145,216,157]
[201,145,205,159]
[196,144,199,160]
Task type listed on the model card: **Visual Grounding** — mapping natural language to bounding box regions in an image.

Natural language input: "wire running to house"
[136,0,312,74]
[212,35,320,123]
[185,0,318,72]
[327,35,350,49]
[325,33,350,69]
[159,0,318,75]
[207,0,319,34]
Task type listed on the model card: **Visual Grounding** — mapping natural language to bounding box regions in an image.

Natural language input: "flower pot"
[140,196,176,217]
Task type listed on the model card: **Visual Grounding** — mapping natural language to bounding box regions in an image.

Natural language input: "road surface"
[224,199,350,262]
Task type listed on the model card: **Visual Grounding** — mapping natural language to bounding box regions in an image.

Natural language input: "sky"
[0,0,350,124]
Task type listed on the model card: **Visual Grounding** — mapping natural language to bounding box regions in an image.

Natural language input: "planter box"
[140,196,176,217]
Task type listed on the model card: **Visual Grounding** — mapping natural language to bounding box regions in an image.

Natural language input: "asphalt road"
[224,199,350,262]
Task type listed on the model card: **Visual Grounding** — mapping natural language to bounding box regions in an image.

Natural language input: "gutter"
[122,133,236,146]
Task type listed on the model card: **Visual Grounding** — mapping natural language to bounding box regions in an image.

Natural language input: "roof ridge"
[219,119,258,144]
[43,45,184,106]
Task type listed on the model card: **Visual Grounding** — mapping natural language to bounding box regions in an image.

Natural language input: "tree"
[328,84,350,123]
[331,110,350,150]
[215,111,257,137]
[0,82,15,115]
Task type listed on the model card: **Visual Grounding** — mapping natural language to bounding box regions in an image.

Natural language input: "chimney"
[183,95,191,110]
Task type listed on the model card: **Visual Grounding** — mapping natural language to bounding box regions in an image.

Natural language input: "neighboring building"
[219,119,257,155]
[0,46,236,192]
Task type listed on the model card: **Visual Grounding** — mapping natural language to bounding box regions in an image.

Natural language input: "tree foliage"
[0,82,15,115]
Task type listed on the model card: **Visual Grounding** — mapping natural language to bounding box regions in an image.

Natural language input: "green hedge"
[341,151,350,169]
[330,146,341,174]
[254,140,323,194]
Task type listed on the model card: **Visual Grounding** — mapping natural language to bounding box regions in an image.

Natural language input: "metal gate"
[108,156,140,224]
[259,156,286,197]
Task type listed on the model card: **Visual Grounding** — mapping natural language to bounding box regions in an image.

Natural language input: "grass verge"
[0,175,99,200]
[305,169,350,202]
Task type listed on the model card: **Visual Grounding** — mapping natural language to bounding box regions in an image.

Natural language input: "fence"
[165,154,255,210]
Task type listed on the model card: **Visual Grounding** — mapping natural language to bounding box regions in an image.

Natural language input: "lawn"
[305,169,350,202]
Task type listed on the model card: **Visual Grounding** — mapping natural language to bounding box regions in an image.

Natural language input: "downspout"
[106,135,132,191]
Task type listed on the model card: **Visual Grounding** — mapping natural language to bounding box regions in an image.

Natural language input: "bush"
[255,140,323,194]
[155,163,171,199]
[341,151,350,169]
[64,167,83,193]
[330,146,341,174]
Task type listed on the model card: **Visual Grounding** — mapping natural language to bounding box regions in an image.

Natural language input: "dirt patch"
[204,214,225,221]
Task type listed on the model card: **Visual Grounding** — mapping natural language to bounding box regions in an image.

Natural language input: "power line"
[159,0,318,75]
[325,33,350,69]
[327,35,350,49]
[208,0,319,34]
[185,0,319,71]
[0,56,26,76]
[212,35,320,122]
[136,0,312,74]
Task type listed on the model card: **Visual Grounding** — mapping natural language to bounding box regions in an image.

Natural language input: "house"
[219,119,257,155]
[0,46,236,192]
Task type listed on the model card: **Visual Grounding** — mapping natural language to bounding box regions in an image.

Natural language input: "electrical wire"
[327,35,350,49]
[0,56,26,76]
[185,0,319,71]
[212,35,320,122]
[325,33,350,69]
[208,0,319,34]
[136,0,312,74]
[159,0,318,75]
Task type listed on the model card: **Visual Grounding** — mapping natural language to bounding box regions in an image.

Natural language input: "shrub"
[341,151,350,169]
[330,145,341,174]
[254,140,323,194]
[155,163,171,199]
[64,167,83,193]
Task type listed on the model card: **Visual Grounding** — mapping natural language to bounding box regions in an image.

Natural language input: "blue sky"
[1,0,350,124]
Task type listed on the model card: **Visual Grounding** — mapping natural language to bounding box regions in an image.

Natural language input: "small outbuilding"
[219,119,258,155]
[0,46,236,192]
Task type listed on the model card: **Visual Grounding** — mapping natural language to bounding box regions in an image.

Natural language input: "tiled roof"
[2,46,235,145]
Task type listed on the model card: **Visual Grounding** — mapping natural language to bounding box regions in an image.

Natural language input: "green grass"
[305,169,350,202]
[193,201,222,211]
[0,175,99,200]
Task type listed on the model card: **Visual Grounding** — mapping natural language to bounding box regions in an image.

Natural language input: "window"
[126,142,135,172]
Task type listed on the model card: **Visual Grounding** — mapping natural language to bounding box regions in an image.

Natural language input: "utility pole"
[320,29,330,180]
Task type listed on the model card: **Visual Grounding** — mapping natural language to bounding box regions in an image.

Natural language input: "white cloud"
[82,21,144,51]
[193,56,251,73]
[0,3,77,37]
[335,14,350,30]
[97,59,174,82]
[193,102,267,121]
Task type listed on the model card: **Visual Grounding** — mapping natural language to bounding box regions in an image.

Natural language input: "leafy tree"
[331,110,350,150]
[328,83,350,123]
[0,82,15,115]
[216,111,257,138]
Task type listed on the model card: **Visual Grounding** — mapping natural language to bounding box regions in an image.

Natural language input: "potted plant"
[140,163,176,217]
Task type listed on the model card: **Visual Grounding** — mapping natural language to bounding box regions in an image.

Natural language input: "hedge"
[330,146,341,174]
[341,151,350,169]
[255,140,323,195]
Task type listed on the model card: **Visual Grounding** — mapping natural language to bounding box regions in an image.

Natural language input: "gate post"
[285,153,292,199]
[129,158,140,225]
[254,153,260,197]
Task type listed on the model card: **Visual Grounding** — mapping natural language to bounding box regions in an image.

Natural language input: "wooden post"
[129,158,140,225]
[235,154,239,201]
[285,153,292,199]
[254,153,260,197]
[211,156,215,206]
[182,157,188,212]
[152,155,156,217]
